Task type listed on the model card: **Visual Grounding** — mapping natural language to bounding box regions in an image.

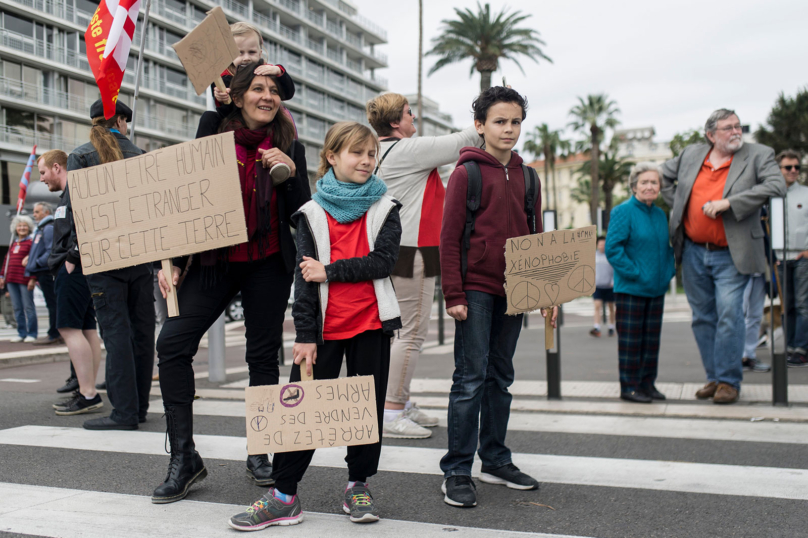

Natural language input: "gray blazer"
[660,143,786,275]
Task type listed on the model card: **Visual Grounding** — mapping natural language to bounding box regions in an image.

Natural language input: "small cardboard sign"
[172,6,240,96]
[245,376,379,454]
[504,225,598,315]
[68,132,248,275]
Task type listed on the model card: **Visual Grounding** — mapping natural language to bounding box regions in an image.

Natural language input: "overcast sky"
[352,0,808,153]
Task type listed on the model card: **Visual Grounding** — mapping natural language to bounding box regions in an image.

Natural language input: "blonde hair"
[10,215,34,237]
[366,93,408,137]
[89,115,125,164]
[228,22,264,74]
[318,122,380,178]
[39,149,68,169]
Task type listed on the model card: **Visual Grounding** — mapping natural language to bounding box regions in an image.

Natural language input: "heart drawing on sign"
[544,283,560,304]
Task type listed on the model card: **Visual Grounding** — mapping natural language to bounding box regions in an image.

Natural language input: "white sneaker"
[402,403,439,428]
[382,414,432,439]
[23,336,37,343]
[9,336,23,343]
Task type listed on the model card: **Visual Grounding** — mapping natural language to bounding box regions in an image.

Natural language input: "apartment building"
[0,0,388,245]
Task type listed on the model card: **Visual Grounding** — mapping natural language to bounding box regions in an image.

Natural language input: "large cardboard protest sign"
[245,376,379,454]
[504,225,598,317]
[68,132,247,276]
[172,7,240,97]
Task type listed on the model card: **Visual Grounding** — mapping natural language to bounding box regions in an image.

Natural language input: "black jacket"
[178,111,311,275]
[291,203,403,344]
[49,133,144,273]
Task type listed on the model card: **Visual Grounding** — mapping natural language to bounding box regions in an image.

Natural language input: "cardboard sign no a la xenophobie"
[504,225,598,315]
[68,132,247,275]
[245,376,379,454]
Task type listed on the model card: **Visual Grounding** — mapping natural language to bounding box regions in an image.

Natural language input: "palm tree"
[568,94,620,225]
[576,145,633,230]
[425,2,551,92]
[523,124,570,211]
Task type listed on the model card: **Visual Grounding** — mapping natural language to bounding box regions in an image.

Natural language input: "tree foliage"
[523,124,570,210]
[575,145,633,229]
[568,94,621,226]
[425,2,551,91]
[755,87,808,155]
[669,129,704,157]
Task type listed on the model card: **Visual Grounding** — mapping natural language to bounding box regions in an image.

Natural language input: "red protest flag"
[85,0,141,119]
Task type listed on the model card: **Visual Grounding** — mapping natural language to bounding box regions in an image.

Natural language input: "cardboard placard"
[172,6,240,96]
[245,376,379,455]
[504,225,598,315]
[68,132,248,275]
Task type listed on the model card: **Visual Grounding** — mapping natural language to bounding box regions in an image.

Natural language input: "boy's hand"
[258,148,296,175]
[213,87,230,104]
[254,64,281,77]
[27,279,35,291]
[541,306,558,328]
[447,305,468,321]
[293,343,317,378]
[300,256,326,282]
[21,255,28,266]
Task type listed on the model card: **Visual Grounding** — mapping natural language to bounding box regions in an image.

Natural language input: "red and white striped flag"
[85,0,141,119]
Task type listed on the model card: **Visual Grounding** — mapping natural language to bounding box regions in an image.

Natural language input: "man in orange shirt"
[661,109,786,404]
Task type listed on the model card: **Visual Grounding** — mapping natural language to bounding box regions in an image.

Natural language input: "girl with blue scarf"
[229,122,402,531]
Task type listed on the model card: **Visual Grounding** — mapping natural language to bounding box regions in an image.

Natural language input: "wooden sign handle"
[161,259,179,318]
[214,76,232,105]
[300,362,313,382]
[544,308,554,350]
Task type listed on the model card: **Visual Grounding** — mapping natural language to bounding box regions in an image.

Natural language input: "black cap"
[90,99,133,122]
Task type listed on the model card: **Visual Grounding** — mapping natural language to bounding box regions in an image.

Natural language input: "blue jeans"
[742,275,767,359]
[682,240,748,390]
[778,259,808,354]
[441,290,522,478]
[7,282,36,338]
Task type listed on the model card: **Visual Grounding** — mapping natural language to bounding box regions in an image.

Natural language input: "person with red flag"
[85,0,141,119]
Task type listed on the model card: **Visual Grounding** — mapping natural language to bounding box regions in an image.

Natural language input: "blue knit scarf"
[312,168,387,223]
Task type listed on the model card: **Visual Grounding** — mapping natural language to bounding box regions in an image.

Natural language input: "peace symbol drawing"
[250,416,268,432]
[510,281,541,311]
[567,265,595,294]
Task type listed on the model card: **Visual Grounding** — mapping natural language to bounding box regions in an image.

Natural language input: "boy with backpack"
[439,86,556,508]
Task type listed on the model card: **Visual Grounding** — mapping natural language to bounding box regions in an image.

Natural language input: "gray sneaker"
[342,483,379,523]
[402,403,439,428]
[228,489,303,531]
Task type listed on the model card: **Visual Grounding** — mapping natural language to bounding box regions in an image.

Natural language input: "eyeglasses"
[715,124,743,133]
[406,108,415,117]
[781,165,801,172]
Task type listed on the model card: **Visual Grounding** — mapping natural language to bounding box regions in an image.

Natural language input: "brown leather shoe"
[695,381,717,399]
[713,383,739,404]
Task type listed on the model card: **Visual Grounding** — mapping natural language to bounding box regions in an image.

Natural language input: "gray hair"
[705,108,739,137]
[10,215,35,237]
[34,202,53,215]
[629,162,662,191]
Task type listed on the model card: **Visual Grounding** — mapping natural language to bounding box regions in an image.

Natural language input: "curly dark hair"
[472,86,528,124]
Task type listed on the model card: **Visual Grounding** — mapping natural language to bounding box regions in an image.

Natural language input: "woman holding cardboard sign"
[153,61,310,504]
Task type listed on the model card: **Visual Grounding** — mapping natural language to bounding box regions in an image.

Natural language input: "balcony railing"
[278,24,301,43]
[306,38,324,55]
[326,20,341,38]
[0,124,81,153]
[220,0,249,18]
[305,10,324,27]
[0,76,92,115]
[318,0,387,40]
[252,11,279,34]
[277,0,301,14]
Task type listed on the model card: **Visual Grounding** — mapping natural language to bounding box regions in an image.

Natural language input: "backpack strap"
[374,139,401,175]
[461,161,483,280]
[522,164,538,234]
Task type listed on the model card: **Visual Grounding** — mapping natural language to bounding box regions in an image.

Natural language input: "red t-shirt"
[322,212,382,341]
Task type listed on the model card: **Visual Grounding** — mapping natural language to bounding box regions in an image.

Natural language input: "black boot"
[152,404,207,504]
[246,454,274,486]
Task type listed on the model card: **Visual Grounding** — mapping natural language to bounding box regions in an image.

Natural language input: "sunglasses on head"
[781,165,801,172]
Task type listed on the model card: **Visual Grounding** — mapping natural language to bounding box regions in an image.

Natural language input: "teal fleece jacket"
[605,196,675,298]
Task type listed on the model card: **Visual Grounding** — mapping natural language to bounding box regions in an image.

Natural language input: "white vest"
[297,195,401,326]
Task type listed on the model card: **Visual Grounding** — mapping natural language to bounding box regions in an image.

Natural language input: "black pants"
[272,329,390,495]
[87,264,156,425]
[157,254,292,407]
[34,271,59,340]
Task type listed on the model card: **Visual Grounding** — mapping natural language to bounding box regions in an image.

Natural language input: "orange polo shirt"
[683,153,733,246]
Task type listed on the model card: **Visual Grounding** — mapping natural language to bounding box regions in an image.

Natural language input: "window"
[5,108,35,131]
[37,114,53,135]
[75,0,99,14]
[4,61,21,82]
[165,0,185,12]
[165,67,186,86]
[165,30,182,47]
[3,12,34,37]
[22,66,39,101]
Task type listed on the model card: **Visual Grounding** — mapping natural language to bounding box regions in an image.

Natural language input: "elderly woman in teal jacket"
[606,162,676,403]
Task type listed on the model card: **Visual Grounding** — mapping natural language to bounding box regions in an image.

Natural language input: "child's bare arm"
[254,64,282,77]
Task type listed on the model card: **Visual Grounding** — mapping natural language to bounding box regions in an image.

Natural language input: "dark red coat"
[440,147,542,308]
